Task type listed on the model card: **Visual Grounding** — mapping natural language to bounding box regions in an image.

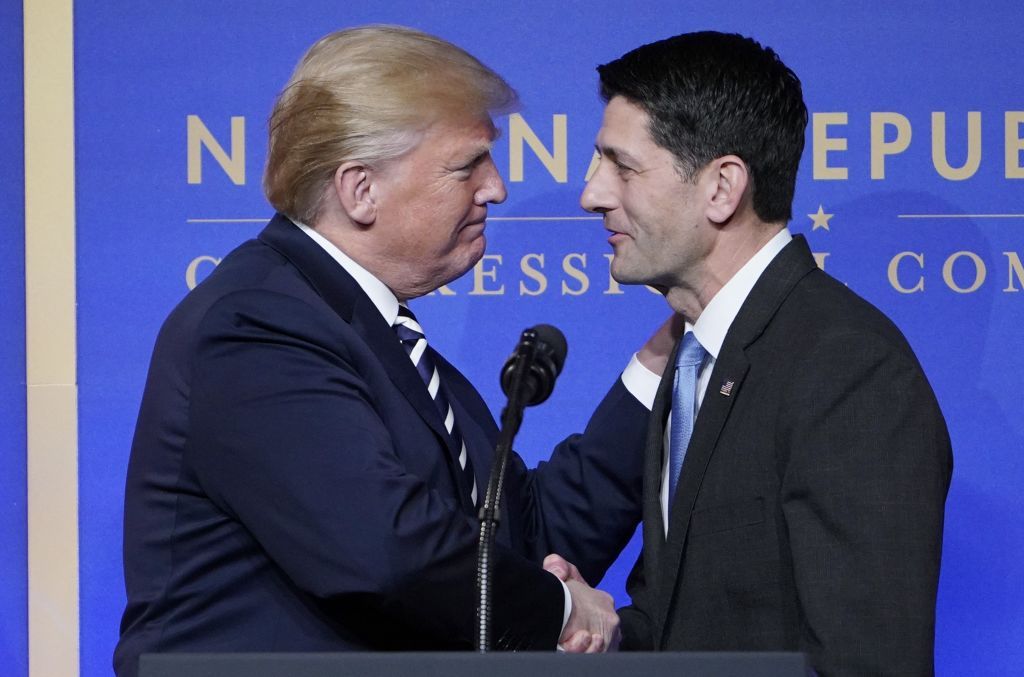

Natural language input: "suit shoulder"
[148,238,338,364]
[165,238,323,326]
[781,268,915,354]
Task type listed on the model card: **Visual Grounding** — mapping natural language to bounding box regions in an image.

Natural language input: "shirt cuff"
[555,574,571,651]
[620,352,660,410]
[559,576,572,632]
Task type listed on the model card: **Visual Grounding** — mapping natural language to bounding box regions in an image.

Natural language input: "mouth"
[465,211,488,228]
[460,218,487,239]
[605,226,629,246]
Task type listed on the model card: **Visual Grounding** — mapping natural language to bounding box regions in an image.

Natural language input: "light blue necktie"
[669,332,707,508]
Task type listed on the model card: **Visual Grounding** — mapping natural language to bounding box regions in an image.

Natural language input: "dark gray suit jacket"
[620,236,952,676]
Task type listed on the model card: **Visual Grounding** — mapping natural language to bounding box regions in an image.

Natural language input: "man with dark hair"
[548,31,952,675]
[116,26,674,676]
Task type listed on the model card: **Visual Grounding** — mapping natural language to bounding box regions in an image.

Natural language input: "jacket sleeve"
[507,377,649,586]
[618,553,655,650]
[436,346,650,589]
[779,328,952,675]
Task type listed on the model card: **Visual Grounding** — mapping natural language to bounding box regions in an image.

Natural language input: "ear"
[333,161,377,226]
[703,155,749,225]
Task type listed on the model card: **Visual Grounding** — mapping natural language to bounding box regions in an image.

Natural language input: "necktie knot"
[675,331,707,369]
[393,306,425,343]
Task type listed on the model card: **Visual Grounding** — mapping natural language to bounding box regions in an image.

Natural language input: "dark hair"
[597,31,807,223]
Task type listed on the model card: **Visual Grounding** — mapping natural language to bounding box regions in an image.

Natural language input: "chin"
[613,270,661,290]
[610,259,643,286]
[437,246,487,288]
[466,234,487,261]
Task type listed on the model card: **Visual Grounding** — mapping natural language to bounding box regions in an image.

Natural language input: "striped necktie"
[393,306,477,505]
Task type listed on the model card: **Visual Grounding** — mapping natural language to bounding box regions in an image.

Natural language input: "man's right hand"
[637,312,685,376]
[544,554,620,653]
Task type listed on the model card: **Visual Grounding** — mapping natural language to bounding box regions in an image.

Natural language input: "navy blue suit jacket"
[115,215,647,676]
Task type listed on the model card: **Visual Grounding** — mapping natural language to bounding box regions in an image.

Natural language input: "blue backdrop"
[1,1,27,675]
[57,1,1024,675]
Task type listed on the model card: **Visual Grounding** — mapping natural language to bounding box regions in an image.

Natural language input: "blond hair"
[264,25,517,224]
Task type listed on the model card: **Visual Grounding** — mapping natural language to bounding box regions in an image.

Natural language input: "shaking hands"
[543,554,621,653]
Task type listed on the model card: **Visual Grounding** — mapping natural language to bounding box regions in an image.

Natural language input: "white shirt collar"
[294,221,401,326]
[689,228,792,359]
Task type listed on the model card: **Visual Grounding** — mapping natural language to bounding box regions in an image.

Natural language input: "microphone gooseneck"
[476,325,568,652]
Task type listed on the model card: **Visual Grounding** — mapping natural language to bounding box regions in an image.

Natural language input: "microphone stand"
[474,329,539,653]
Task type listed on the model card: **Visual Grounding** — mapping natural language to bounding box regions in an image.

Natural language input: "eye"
[453,152,490,177]
[614,160,636,177]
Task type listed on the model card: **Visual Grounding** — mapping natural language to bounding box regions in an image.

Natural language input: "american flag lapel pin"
[719,380,735,397]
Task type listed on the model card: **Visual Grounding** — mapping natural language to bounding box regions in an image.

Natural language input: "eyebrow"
[468,144,493,164]
[450,144,493,170]
[450,124,499,167]
[466,127,499,159]
[596,144,640,167]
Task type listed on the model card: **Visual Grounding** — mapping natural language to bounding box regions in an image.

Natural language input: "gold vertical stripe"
[24,0,80,675]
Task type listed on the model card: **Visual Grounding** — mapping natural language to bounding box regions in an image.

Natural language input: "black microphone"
[476,324,567,652]
[499,324,567,406]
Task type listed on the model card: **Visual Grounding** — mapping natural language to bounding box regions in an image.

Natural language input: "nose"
[476,156,507,205]
[580,164,613,213]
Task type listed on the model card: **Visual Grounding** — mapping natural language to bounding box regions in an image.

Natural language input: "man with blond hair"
[116,25,670,675]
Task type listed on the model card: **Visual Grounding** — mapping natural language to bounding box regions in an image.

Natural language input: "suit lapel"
[648,236,819,645]
[257,215,466,487]
[433,353,488,515]
[654,344,750,640]
[642,341,676,647]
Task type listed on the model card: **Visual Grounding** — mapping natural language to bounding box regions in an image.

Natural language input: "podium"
[139,651,810,677]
